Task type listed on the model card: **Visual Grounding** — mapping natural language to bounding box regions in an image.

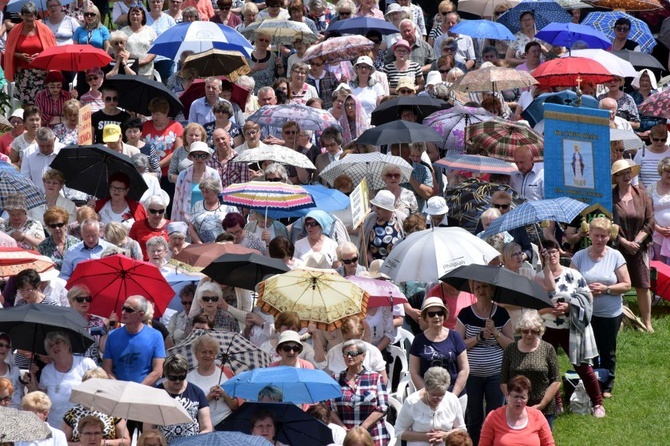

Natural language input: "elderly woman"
[106,31,137,77]
[349,56,384,118]
[37,206,79,270]
[204,101,243,147]
[171,142,220,223]
[598,76,640,130]
[187,177,235,244]
[62,369,131,445]
[186,334,238,427]
[166,283,196,347]
[21,392,62,440]
[146,355,212,442]
[650,158,670,264]
[534,238,606,417]
[610,17,639,51]
[250,410,289,445]
[260,312,316,364]
[0,335,22,408]
[73,4,110,51]
[479,376,554,446]
[168,222,190,257]
[126,118,161,177]
[105,221,143,260]
[339,95,369,146]
[26,332,97,428]
[44,0,80,46]
[396,367,465,445]
[633,124,670,187]
[381,165,418,216]
[504,10,547,67]
[360,190,406,265]
[294,210,339,266]
[288,62,318,105]
[143,99,185,192]
[236,2,259,32]
[67,285,108,364]
[455,281,514,445]
[631,69,663,135]
[34,71,72,127]
[250,31,280,93]
[145,236,170,270]
[245,211,289,248]
[212,0,241,25]
[383,39,423,95]
[1,193,44,250]
[4,2,57,104]
[121,5,157,78]
[270,330,315,369]
[95,172,148,229]
[410,297,469,413]
[235,121,266,155]
[13,268,60,307]
[324,315,386,381]
[500,311,560,427]
[188,281,238,333]
[0,377,15,408]
[52,100,80,145]
[222,212,267,254]
[336,242,366,277]
[168,122,207,183]
[129,195,170,260]
[329,339,390,446]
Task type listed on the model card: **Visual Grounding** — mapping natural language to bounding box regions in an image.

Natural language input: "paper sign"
[350,177,370,230]
[78,104,92,146]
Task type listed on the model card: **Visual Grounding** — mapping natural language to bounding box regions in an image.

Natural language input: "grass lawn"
[552,298,670,445]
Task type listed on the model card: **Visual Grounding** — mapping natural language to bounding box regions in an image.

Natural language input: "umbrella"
[70,378,193,425]
[566,49,637,78]
[423,106,494,155]
[583,0,662,11]
[0,248,54,278]
[180,78,250,118]
[257,269,369,330]
[451,66,537,93]
[234,144,316,169]
[247,104,340,132]
[379,227,502,282]
[444,178,525,233]
[610,128,644,152]
[660,17,670,49]
[219,402,334,445]
[0,163,46,210]
[480,197,589,239]
[0,407,52,442]
[326,17,399,35]
[638,89,670,118]
[5,0,73,12]
[182,49,251,81]
[66,254,176,319]
[50,144,148,201]
[242,19,317,45]
[169,329,273,373]
[219,182,315,214]
[345,275,408,308]
[531,57,615,87]
[356,120,443,146]
[149,21,254,60]
[581,11,656,54]
[440,265,554,309]
[497,0,573,34]
[106,75,183,117]
[318,152,413,191]
[265,185,350,219]
[172,432,273,446]
[173,243,260,271]
[302,35,374,63]
[535,22,611,50]
[435,154,519,175]
[521,91,599,127]
[221,366,342,403]
[457,0,522,17]
[371,96,449,126]
[0,304,94,355]
[467,119,544,161]
[611,49,666,71]
[450,19,516,40]
[202,252,290,290]
[30,44,113,72]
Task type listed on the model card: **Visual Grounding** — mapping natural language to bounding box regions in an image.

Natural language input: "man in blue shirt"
[59,219,112,280]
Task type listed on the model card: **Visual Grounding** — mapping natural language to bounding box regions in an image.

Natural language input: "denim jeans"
[465,374,505,446]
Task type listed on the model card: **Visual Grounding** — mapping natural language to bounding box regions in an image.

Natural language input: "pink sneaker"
[593,405,606,418]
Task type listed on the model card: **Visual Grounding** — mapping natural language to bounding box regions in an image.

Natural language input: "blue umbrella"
[149,22,254,60]
[326,17,399,35]
[581,11,656,54]
[6,0,74,12]
[172,432,272,446]
[266,185,350,219]
[221,366,342,403]
[450,19,516,40]
[535,22,611,50]
[497,0,572,34]
[521,90,599,127]
[480,197,589,239]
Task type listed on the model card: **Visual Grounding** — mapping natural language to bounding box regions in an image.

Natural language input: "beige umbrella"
[458,0,522,17]
[183,49,251,81]
[452,66,537,93]
[0,407,52,442]
[234,144,317,170]
[258,269,370,331]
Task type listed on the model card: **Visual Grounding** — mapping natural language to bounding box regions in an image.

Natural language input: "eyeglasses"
[652,137,667,143]
[385,173,401,179]
[615,26,630,32]
[343,350,363,357]
[190,153,209,160]
[356,65,371,70]
[167,374,187,381]
[397,89,413,94]
[214,109,229,114]
[105,96,119,102]
[0,343,10,349]
[75,296,92,303]
[148,208,165,214]
[443,47,456,52]
[283,130,297,135]
[86,76,100,82]
[202,296,219,303]
[110,185,128,192]
[305,221,320,228]
[492,203,510,210]
[0,396,12,404]
[121,306,138,313]
[20,288,37,294]
[426,310,445,318]
[341,256,358,265]
[84,12,96,17]
[48,222,66,229]
[266,177,282,182]
[280,344,302,353]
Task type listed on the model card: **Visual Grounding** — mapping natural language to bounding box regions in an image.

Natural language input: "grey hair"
[199,176,223,193]
[514,309,545,335]
[128,295,148,313]
[336,241,358,259]
[81,218,101,232]
[258,86,275,97]
[36,127,55,142]
[44,331,72,353]
[191,334,220,357]
[101,246,129,257]
[434,83,450,100]
[235,75,255,92]
[446,67,465,83]
[658,157,670,175]
[307,0,325,9]
[399,18,415,29]
[144,194,167,209]
[341,339,367,353]
[195,281,223,303]
[300,129,314,138]
[336,0,357,13]
[109,30,128,44]
[131,153,150,173]
[424,366,451,393]
[21,1,38,15]
[264,163,289,182]
[571,40,589,50]
[146,236,169,252]
[163,354,189,376]
[258,385,283,401]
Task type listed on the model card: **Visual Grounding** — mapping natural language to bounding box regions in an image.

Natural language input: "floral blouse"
[38,235,80,270]
[0,219,45,250]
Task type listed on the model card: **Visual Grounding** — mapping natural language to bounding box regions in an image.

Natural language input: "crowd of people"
[1,0,670,444]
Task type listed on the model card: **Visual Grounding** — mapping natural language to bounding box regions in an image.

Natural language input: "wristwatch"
[605,287,611,294]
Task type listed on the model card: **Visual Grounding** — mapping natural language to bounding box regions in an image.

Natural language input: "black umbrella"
[106,74,183,117]
[202,253,290,291]
[356,120,443,146]
[50,144,148,201]
[440,265,553,310]
[218,401,334,445]
[0,304,95,355]
[611,50,666,71]
[370,96,449,126]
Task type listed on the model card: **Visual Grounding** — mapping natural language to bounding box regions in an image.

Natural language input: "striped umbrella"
[0,163,46,211]
[581,11,656,54]
[318,152,413,191]
[467,119,544,161]
[436,154,519,175]
[220,182,315,224]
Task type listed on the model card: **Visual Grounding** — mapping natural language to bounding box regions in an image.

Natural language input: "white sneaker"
[593,405,606,418]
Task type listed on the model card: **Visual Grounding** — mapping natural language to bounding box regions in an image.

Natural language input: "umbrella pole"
[264,206,268,228]
[360,226,369,268]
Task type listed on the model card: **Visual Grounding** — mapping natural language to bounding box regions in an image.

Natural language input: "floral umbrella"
[302,35,374,63]
[242,19,317,45]
[583,0,662,11]
[581,10,656,54]
[467,118,544,161]
[247,104,340,131]
[423,106,495,156]
[638,89,670,119]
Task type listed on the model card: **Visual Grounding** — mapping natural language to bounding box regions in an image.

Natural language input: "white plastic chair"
[385,420,396,446]
[396,327,415,352]
[387,344,410,394]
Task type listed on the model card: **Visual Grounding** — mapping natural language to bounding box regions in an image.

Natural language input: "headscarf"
[305,210,334,235]
[338,94,370,145]
[631,68,657,90]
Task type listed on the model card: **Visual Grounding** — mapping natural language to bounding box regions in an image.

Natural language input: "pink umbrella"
[302,35,374,64]
[346,276,408,308]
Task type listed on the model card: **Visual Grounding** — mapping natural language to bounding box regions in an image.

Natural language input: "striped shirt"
[457,305,510,377]
[34,89,72,127]
[383,61,422,91]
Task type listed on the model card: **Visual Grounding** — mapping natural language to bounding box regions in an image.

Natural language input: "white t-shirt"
[350,83,384,118]
[99,201,133,229]
[326,341,386,378]
[40,356,97,428]
[187,368,233,426]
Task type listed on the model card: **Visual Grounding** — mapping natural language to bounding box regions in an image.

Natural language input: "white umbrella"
[457,0,522,17]
[70,378,193,426]
[235,144,316,169]
[0,407,52,442]
[379,227,502,282]
[565,49,636,77]
[319,152,413,191]
[610,128,644,152]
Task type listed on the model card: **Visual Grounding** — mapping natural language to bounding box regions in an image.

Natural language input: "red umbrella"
[531,57,615,87]
[345,275,408,308]
[31,44,113,72]
[66,254,175,319]
[179,78,250,119]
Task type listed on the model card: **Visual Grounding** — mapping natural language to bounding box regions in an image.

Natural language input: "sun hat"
[10,109,24,120]
[421,296,448,313]
[426,196,449,216]
[611,159,640,184]
[86,67,104,78]
[384,3,408,20]
[395,76,417,92]
[354,55,375,73]
[102,124,122,143]
[392,38,411,52]
[368,259,390,279]
[426,71,442,87]
[167,221,188,236]
[276,330,303,353]
[370,190,396,212]
[189,141,213,156]
[303,252,331,269]
[3,193,27,213]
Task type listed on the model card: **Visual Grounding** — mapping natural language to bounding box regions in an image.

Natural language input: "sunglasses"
[280,344,302,352]
[283,130,297,135]
[202,296,219,303]
[121,306,137,313]
[342,257,358,265]
[167,374,187,381]
[190,153,209,160]
[48,222,66,229]
[652,138,667,143]
[84,12,96,17]
[492,203,510,210]
[438,69,450,73]
[181,300,193,306]
[385,173,401,179]
[266,177,282,182]
[427,310,445,318]
[441,11,449,15]
[75,296,92,303]
[521,329,539,335]
[148,208,165,214]
[304,221,320,228]
[339,11,351,15]
[343,350,363,357]
[0,343,10,348]
[615,26,630,32]
[86,76,100,82]
[105,96,119,102]
[369,39,381,45]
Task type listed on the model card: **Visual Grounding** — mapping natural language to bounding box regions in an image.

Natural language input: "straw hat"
[395,76,417,92]
[3,193,27,213]
[276,330,303,353]
[368,259,390,280]
[611,159,640,184]
[421,296,448,313]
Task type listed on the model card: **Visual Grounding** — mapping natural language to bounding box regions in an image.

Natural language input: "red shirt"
[0,131,16,156]
[426,283,477,330]
[142,120,184,176]
[129,218,170,261]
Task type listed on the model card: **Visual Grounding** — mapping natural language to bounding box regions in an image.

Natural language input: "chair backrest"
[387,344,409,394]
[396,327,415,352]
